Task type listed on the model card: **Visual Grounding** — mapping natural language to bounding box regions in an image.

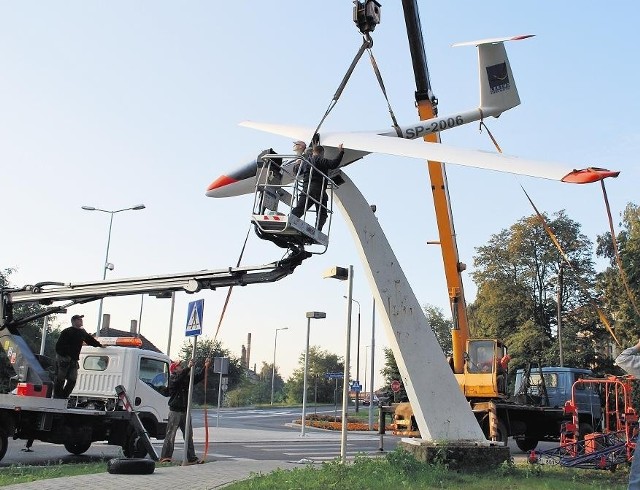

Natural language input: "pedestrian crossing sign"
[185,299,204,337]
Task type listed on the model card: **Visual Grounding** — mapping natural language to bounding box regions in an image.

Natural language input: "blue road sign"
[325,372,344,379]
[185,299,204,337]
[350,382,362,393]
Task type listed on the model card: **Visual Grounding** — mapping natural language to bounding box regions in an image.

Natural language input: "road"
[1,405,400,467]
[1,405,555,467]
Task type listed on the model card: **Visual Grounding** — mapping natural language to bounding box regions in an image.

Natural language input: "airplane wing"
[239,121,317,143]
[240,121,618,184]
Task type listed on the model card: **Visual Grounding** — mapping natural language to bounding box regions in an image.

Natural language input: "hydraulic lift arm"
[0,248,310,392]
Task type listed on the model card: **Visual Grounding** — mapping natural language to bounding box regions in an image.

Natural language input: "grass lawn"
[226,451,630,490]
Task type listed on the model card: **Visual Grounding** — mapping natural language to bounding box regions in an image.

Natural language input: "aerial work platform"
[250,152,334,251]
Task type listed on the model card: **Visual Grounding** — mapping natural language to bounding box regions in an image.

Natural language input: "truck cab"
[73,340,170,441]
[513,366,602,422]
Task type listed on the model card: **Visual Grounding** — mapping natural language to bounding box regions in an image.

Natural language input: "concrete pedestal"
[399,439,511,471]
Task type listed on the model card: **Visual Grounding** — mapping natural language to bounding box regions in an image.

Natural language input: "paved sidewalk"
[1,425,379,489]
[1,458,298,490]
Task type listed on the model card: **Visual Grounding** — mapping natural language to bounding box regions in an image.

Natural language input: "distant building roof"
[98,327,163,353]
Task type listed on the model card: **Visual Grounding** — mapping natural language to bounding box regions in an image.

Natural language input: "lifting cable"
[478,111,625,345]
[311,33,403,142]
[479,118,503,154]
[311,35,372,141]
[600,180,640,319]
[520,186,620,346]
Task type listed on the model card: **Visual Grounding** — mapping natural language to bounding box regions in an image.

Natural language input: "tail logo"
[486,62,510,94]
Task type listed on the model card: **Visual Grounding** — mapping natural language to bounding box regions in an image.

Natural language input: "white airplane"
[206,34,618,200]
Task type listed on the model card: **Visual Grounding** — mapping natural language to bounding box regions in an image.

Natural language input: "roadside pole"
[214,357,229,427]
[183,299,204,466]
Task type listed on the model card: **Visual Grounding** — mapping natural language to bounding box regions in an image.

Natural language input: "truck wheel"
[64,440,92,455]
[481,418,508,444]
[123,430,148,458]
[0,433,7,462]
[107,457,155,475]
[579,423,594,438]
[496,420,508,445]
[515,438,538,452]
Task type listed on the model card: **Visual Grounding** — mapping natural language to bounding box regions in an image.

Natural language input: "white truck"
[0,337,170,461]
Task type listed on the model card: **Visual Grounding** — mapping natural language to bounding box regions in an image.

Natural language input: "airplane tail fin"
[453,35,534,117]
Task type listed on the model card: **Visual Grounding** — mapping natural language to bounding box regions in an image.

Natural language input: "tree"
[596,202,640,347]
[379,304,453,402]
[424,304,453,356]
[225,361,286,407]
[380,347,406,402]
[284,346,343,404]
[177,337,243,405]
[469,211,603,371]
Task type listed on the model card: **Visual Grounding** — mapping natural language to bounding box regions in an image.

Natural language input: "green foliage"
[380,305,452,401]
[469,211,604,373]
[0,462,107,486]
[177,337,244,405]
[226,449,629,489]
[385,447,422,475]
[284,346,344,404]
[380,347,406,401]
[423,304,453,357]
[596,202,640,347]
[225,361,285,407]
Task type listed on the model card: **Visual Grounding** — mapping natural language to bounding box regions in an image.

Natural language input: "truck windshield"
[140,357,169,396]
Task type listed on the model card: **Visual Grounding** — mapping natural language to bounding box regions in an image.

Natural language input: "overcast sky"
[2,2,638,390]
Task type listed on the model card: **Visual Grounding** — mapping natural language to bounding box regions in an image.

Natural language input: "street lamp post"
[369,297,376,430]
[82,204,145,335]
[323,264,353,464]
[271,327,288,405]
[301,312,326,436]
[344,295,361,412]
[364,345,370,394]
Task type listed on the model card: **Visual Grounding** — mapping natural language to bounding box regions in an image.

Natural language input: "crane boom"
[401,0,470,374]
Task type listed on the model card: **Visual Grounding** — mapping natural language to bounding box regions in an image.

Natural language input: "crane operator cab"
[462,339,510,398]
[251,149,335,253]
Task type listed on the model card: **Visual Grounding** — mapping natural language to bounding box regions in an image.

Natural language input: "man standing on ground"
[54,314,104,399]
[160,357,211,464]
[615,339,640,490]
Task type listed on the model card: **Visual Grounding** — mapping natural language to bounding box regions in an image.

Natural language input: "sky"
[2,2,639,391]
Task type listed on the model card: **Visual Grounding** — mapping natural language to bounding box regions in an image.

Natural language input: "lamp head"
[81,206,96,211]
[132,204,146,210]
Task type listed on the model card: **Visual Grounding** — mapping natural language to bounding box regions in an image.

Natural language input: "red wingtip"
[561,167,620,184]
[207,175,237,191]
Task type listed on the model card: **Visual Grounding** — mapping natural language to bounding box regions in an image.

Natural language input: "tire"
[496,420,509,445]
[515,438,539,452]
[0,433,7,462]
[107,457,155,475]
[123,429,148,458]
[481,417,508,445]
[64,440,92,455]
[579,423,594,439]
